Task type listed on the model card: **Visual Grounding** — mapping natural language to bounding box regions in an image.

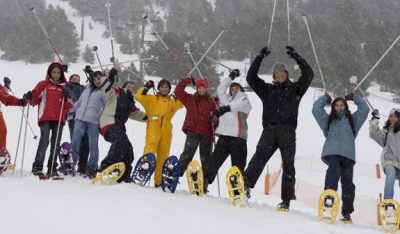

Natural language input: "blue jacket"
[312,95,369,162]
[71,85,106,125]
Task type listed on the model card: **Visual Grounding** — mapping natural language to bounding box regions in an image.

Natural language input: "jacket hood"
[46,62,66,85]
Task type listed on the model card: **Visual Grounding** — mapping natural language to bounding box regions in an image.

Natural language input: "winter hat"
[272,62,289,74]
[195,78,209,88]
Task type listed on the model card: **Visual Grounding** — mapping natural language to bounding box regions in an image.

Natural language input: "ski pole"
[198,53,233,71]
[10,89,37,139]
[210,113,221,198]
[267,0,277,46]
[303,14,327,90]
[50,98,65,176]
[353,32,400,92]
[20,104,30,177]
[30,7,64,64]
[287,0,291,45]
[357,88,375,110]
[105,2,116,66]
[188,30,225,76]
[11,105,25,175]
[144,15,189,78]
[92,46,104,71]
[185,43,203,78]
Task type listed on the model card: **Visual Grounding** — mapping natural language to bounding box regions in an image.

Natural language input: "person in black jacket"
[244,46,314,211]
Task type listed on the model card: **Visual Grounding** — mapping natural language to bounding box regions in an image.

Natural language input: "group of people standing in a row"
[1,45,399,223]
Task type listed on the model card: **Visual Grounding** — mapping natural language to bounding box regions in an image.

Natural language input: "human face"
[159,83,170,96]
[71,75,80,83]
[335,100,346,112]
[274,71,288,84]
[197,86,207,96]
[93,75,102,88]
[230,85,240,96]
[389,113,399,126]
[126,83,135,94]
[50,67,61,82]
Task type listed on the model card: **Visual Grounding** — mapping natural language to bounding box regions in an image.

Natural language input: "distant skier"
[175,77,217,185]
[25,62,73,177]
[206,69,252,191]
[312,92,369,223]
[244,46,314,211]
[136,79,183,187]
[97,69,146,183]
[370,108,400,200]
[69,71,105,178]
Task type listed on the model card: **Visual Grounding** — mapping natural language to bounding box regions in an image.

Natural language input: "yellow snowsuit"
[135,87,183,185]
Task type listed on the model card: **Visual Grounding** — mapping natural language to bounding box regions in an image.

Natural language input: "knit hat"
[272,62,289,74]
[195,78,209,88]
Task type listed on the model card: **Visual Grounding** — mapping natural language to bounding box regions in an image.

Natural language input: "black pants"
[206,135,247,184]
[32,121,64,173]
[68,119,89,173]
[244,125,296,201]
[178,131,212,177]
[324,155,356,215]
[99,125,134,182]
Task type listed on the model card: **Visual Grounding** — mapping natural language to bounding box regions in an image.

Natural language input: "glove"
[229,69,240,80]
[84,65,94,76]
[324,91,332,105]
[144,80,154,89]
[213,106,231,117]
[371,109,380,120]
[62,64,68,73]
[189,77,196,86]
[61,88,72,99]
[286,46,300,59]
[3,77,11,88]
[258,46,271,57]
[108,68,118,82]
[23,91,33,101]
[344,91,354,101]
[18,99,26,107]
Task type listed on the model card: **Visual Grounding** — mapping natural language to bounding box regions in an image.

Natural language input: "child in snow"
[312,92,369,223]
[370,108,400,200]
[26,62,73,177]
[175,77,217,186]
[135,79,183,187]
[98,69,146,183]
[206,69,252,191]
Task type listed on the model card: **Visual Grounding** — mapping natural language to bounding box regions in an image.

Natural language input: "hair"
[69,74,80,82]
[328,97,355,135]
[194,91,213,102]
[229,82,245,96]
[122,81,135,89]
[89,71,102,87]
[157,79,171,92]
[384,111,400,134]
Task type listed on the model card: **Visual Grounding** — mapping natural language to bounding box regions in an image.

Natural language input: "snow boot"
[340,213,353,224]
[277,200,290,212]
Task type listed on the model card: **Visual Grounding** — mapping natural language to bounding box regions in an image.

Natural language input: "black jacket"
[246,54,314,129]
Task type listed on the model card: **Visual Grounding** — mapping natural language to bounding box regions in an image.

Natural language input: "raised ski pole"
[267,0,277,46]
[105,2,116,67]
[185,43,204,78]
[92,46,104,71]
[49,98,65,177]
[287,0,291,45]
[353,32,400,92]
[199,53,233,71]
[11,106,25,175]
[30,7,65,66]
[303,14,327,90]
[9,89,37,139]
[20,104,30,176]
[188,30,225,76]
[144,15,189,77]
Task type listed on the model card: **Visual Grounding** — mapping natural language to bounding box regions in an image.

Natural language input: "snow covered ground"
[1,0,399,233]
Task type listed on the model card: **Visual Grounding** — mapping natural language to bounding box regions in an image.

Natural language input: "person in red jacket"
[24,62,73,177]
[175,77,217,185]
[0,83,27,151]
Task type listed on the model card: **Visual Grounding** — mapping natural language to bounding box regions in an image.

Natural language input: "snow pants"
[0,112,6,150]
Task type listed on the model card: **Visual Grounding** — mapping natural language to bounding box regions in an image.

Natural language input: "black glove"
[61,88,72,99]
[144,80,154,89]
[286,46,300,60]
[62,64,68,73]
[372,109,380,120]
[213,106,231,117]
[229,69,240,80]
[344,91,354,101]
[3,77,11,89]
[23,91,33,101]
[84,65,94,76]
[189,77,196,86]
[258,46,271,57]
[18,99,26,107]
[108,68,118,82]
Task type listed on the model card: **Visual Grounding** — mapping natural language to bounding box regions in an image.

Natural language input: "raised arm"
[369,118,386,147]
[217,76,232,104]
[174,78,192,106]
[312,95,330,136]
[351,95,370,135]
[286,46,314,97]
[246,48,272,99]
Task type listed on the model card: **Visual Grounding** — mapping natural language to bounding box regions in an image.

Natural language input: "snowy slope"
[1,1,399,233]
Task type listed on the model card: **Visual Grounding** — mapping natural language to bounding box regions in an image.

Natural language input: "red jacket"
[0,85,20,111]
[31,62,73,124]
[175,78,217,139]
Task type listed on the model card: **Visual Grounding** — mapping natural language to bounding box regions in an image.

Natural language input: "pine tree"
[82,44,95,63]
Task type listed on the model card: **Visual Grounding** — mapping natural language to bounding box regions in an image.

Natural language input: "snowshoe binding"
[161,156,180,193]
[131,153,156,186]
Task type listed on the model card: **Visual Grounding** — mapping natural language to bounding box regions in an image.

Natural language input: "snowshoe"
[0,149,11,175]
[277,200,290,212]
[226,166,247,207]
[161,156,180,193]
[340,213,353,224]
[378,199,400,233]
[87,167,98,180]
[318,189,340,224]
[33,171,49,180]
[186,160,204,196]
[58,142,77,176]
[47,170,64,180]
[131,153,156,186]
[91,162,125,185]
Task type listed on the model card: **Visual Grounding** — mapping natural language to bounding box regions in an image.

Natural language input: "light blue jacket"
[312,95,369,162]
[70,85,106,125]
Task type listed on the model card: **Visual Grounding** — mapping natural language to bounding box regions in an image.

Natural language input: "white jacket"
[215,77,252,140]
